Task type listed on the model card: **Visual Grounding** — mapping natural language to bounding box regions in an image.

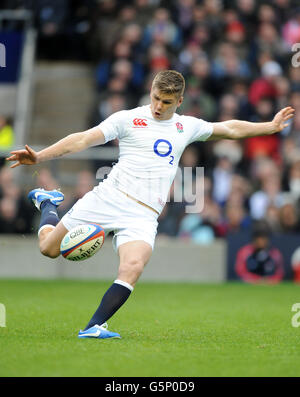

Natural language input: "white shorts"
[61,181,159,253]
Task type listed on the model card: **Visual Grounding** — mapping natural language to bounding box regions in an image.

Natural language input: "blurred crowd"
[0,165,95,234]
[1,0,300,244]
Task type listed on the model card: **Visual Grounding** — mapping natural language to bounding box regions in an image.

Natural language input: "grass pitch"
[0,280,299,377]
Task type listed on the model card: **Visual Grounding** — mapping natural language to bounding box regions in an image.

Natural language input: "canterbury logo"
[133,118,147,127]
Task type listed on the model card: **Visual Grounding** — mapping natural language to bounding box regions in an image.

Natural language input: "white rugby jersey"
[97,105,213,214]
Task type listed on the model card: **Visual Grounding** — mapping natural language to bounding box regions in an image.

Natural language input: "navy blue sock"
[84,280,133,330]
[39,200,60,230]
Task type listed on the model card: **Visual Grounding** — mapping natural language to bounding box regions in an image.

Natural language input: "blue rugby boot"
[28,188,64,210]
[78,323,121,339]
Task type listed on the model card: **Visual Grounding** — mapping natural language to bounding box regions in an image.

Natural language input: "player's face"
[150,88,183,121]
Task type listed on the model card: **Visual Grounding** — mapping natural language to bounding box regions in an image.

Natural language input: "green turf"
[0,280,300,377]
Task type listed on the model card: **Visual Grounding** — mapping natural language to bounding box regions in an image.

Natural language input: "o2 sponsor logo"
[70,227,86,239]
[153,139,174,165]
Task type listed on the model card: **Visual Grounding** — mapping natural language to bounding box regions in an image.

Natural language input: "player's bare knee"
[40,242,60,258]
[40,248,60,259]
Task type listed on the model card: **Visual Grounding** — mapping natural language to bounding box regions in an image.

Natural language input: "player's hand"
[272,106,295,132]
[6,145,38,168]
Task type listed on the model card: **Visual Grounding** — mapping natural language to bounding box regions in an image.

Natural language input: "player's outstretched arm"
[208,106,295,140]
[6,126,105,168]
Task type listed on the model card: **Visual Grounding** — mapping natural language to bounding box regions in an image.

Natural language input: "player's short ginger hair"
[152,70,185,98]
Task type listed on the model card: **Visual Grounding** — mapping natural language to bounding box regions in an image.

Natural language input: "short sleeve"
[185,116,213,144]
[98,110,128,143]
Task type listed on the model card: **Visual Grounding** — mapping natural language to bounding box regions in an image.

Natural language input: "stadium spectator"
[273,0,292,25]
[257,3,279,25]
[249,170,284,220]
[34,0,70,59]
[250,156,278,186]
[141,7,182,51]
[224,20,247,47]
[218,93,240,120]
[282,7,300,48]
[96,51,144,96]
[168,0,196,40]
[248,60,281,106]
[253,22,287,63]
[212,156,234,207]
[245,97,281,163]
[230,78,254,120]
[284,107,300,152]
[227,174,251,207]
[287,159,300,199]
[202,0,223,35]
[235,221,285,284]
[216,200,251,237]
[122,23,144,53]
[178,78,216,121]
[2,0,300,250]
[278,198,300,233]
[94,93,128,125]
[157,182,186,237]
[291,246,300,283]
[0,117,14,167]
[176,144,201,208]
[134,0,158,26]
[212,138,243,168]
[147,42,171,73]
[235,0,257,34]
[186,22,211,52]
[0,166,33,234]
[289,66,300,92]
[185,55,218,99]
[176,41,205,74]
[35,168,59,191]
[58,170,96,217]
[178,212,215,244]
[178,175,222,244]
[264,203,281,232]
[274,75,291,110]
[87,0,119,59]
[211,41,251,95]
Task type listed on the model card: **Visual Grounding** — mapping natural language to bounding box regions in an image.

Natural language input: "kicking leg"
[28,188,67,258]
[79,240,152,339]
[117,240,152,286]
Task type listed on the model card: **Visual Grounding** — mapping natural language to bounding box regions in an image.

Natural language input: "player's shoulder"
[175,113,206,124]
[174,113,213,140]
[174,113,211,130]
